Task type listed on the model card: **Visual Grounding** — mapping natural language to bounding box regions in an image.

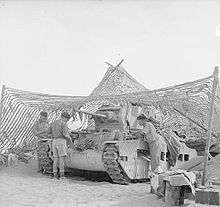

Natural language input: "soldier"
[136,114,166,173]
[48,112,74,179]
[32,111,50,173]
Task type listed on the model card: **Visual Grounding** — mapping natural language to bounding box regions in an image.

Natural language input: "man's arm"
[148,122,157,138]
[36,130,49,136]
[62,123,74,148]
[142,124,150,134]
[47,124,52,135]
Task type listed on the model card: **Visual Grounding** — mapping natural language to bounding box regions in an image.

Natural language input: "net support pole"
[0,85,5,142]
[202,67,219,186]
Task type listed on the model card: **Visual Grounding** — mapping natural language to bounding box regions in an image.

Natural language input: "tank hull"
[65,149,105,171]
[40,131,168,184]
[65,139,153,182]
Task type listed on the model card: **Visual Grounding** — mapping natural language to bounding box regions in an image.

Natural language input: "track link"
[102,144,129,185]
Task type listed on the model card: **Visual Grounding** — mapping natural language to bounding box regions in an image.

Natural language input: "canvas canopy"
[0,87,86,152]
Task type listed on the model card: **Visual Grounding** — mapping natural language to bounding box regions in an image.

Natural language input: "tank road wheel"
[102,144,129,185]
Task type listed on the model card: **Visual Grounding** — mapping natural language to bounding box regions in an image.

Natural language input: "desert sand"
[0,158,212,207]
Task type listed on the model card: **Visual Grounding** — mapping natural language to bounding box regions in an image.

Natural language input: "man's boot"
[37,169,43,173]
[53,172,59,179]
[59,172,66,180]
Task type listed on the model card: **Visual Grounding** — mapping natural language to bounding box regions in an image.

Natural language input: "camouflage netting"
[79,64,148,129]
[73,131,123,152]
[0,63,219,156]
[83,71,220,152]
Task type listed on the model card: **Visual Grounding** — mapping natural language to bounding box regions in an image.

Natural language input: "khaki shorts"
[52,139,67,158]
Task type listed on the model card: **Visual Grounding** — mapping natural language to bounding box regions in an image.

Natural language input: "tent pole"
[0,85,5,142]
[202,67,219,186]
[115,59,124,68]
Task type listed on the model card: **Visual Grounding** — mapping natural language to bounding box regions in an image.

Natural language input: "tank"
[41,104,169,184]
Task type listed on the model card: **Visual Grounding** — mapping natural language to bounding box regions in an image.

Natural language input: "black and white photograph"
[0,0,220,206]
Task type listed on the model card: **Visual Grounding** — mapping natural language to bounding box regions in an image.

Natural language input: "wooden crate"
[195,188,220,205]
[164,181,185,206]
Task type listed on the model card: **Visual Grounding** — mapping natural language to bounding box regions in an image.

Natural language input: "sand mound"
[207,154,220,183]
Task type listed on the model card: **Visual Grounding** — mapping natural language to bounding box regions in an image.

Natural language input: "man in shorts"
[48,112,74,179]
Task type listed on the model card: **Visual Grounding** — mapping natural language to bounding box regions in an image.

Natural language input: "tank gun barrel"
[76,109,107,118]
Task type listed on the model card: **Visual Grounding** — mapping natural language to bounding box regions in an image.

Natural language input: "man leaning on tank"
[136,114,166,173]
[48,111,74,179]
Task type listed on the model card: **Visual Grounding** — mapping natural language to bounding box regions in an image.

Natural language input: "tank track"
[38,141,53,174]
[102,144,129,185]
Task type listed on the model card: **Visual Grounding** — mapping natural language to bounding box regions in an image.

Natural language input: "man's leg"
[53,157,59,177]
[37,158,42,172]
[59,156,65,178]
[37,142,42,172]
[57,139,67,178]
[52,141,59,178]
[150,141,161,173]
[8,154,12,166]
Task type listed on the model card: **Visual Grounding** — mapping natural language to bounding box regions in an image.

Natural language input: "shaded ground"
[0,159,214,207]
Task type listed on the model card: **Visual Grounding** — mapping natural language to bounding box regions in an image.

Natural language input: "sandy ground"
[0,159,215,207]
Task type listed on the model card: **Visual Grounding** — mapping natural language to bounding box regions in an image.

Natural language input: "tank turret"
[93,104,124,132]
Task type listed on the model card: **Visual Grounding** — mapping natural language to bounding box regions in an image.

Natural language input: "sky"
[0,0,220,97]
